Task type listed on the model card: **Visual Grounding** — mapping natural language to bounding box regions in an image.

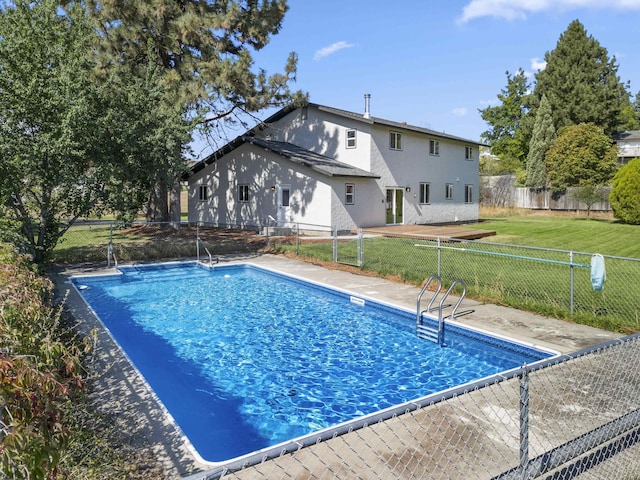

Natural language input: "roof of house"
[186,101,481,179]
[261,102,484,146]
[613,130,640,142]
[186,135,380,179]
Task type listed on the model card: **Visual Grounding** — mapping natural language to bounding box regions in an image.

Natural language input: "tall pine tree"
[525,94,555,188]
[479,69,531,165]
[69,0,302,221]
[534,20,631,136]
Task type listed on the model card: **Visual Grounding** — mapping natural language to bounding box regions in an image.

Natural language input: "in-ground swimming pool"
[72,262,553,464]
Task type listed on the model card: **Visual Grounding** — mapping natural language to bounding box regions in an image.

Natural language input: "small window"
[300,106,308,120]
[346,129,357,149]
[445,183,453,200]
[345,183,355,205]
[465,184,473,203]
[465,146,474,160]
[419,182,430,204]
[429,139,440,156]
[238,184,249,203]
[198,185,209,202]
[389,131,402,150]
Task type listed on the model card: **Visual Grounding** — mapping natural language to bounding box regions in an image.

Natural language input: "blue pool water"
[73,262,552,463]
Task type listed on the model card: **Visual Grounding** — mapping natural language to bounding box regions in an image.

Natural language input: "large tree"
[73,0,303,221]
[0,0,109,262]
[525,94,555,188]
[479,69,531,167]
[545,123,618,193]
[533,20,632,136]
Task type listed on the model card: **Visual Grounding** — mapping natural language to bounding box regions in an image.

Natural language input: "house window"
[346,129,357,149]
[429,139,440,156]
[300,106,308,120]
[445,183,454,200]
[198,185,209,202]
[238,184,249,203]
[465,184,473,203]
[465,146,474,160]
[389,131,402,150]
[419,182,430,204]
[345,183,355,205]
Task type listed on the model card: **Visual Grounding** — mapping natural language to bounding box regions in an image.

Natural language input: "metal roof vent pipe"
[364,93,371,119]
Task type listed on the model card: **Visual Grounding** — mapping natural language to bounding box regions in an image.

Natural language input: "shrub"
[610,158,640,225]
[0,243,85,479]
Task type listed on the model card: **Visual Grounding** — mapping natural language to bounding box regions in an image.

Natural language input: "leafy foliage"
[610,158,640,225]
[479,69,531,166]
[569,185,609,218]
[0,243,86,478]
[533,20,632,136]
[545,123,618,193]
[525,94,555,188]
[0,0,105,263]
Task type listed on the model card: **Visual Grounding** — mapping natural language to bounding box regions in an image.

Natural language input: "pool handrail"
[437,279,466,345]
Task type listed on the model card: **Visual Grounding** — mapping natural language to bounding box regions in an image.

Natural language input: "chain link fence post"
[519,368,530,479]
[569,251,575,315]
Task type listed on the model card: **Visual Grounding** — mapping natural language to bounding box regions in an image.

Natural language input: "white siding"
[258,108,373,172]
[369,125,479,224]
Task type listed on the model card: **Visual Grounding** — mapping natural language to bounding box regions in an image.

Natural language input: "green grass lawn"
[464,210,640,258]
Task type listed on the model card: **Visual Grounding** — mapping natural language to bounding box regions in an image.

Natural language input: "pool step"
[416,322,439,343]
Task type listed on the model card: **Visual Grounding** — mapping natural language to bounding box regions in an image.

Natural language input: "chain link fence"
[188,334,640,480]
[271,228,640,335]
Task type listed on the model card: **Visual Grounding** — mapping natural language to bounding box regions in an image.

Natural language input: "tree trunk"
[169,179,182,227]
[146,182,169,222]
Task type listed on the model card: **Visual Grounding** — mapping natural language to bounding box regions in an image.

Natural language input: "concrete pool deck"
[52,253,623,478]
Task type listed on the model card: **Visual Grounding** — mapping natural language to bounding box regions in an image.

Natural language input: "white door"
[277,184,291,226]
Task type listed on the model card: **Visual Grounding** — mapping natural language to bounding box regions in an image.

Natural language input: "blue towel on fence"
[590,254,606,291]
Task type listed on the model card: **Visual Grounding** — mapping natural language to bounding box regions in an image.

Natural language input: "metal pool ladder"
[416,275,466,346]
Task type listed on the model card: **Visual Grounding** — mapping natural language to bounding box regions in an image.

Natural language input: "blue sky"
[192,0,640,159]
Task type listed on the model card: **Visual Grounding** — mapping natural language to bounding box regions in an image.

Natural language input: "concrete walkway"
[52,254,623,478]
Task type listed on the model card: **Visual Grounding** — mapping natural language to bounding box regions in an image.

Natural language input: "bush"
[0,243,86,479]
[610,158,640,225]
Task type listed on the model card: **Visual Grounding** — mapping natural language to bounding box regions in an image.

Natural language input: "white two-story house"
[186,98,481,231]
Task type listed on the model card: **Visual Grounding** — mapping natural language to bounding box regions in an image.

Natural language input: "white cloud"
[313,41,355,61]
[530,57,547,71]
[452,107,468,116]
[458,0,640,24]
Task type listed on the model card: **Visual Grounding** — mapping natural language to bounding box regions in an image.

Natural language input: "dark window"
[445,183,453,200]
[420,183,430,204]
[390,131,402,150]
[345,183,355,205]
[238,184,249,202]
[198,185,208,202]
[429,139,440,156]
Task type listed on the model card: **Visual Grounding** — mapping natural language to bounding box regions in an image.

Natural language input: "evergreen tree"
[479,69,531,166]
[525,94,555,188]
[534,20,631,136]
[69,0,303,221]
[610,158,640,225]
